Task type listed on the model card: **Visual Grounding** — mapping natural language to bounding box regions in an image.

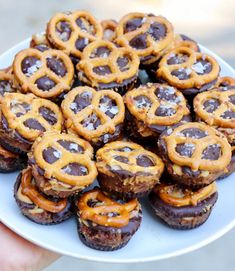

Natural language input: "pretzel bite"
[76,188,142,251]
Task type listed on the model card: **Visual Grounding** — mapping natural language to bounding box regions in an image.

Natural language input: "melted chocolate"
[136,155,154,167]
[124,18,143,33]
[0,80,13,96]
[11,102,31,117]
[203,99,220,113]
[21,56,41,76]
[36,76,56,91]
[129,33,147,49]
[56,21,72,41]
[93,65,112,75]
[117,56,129,72]
[75,37,88,51]
[148,22,166,41]
[229,95,235,105]
[221,110,235,119]
[34,44,50,52]
[82,113,101,130]
[71,91,92,113]
[176,143,195,158]
[43,147,60,164]
[202,144,221,160]
[62,162,87,176]
[23,118,45,132]
[114,156,129,164]
[134,95,152,108]
[181,128,207,138]
[57,140,84,153]
[47,57,67,77]
[91,46,111,58]
[99,96,118,118]
[171,69,190,80]
[155,105,176,116]
[167,54,189,65]
[76,18,94,34]
[39,107,57,125]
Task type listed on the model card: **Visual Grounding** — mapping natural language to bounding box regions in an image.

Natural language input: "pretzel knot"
[163,122,231,171]
[77,188,138,227]
[115,12,174,65]
[13,48,74,98]
[77,40,139,86]
[61,87,125,142]
[194,88,235,128]
[33,132,97,186]
[47,10,103,58]
[124,83,189,126]
[156,47,220,89]
[96,141,164,176]
[0,93,63,141]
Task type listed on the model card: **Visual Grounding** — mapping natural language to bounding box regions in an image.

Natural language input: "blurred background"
[0,0,234,270]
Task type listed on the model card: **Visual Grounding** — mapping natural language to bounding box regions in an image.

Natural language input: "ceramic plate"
[0,39,234,263]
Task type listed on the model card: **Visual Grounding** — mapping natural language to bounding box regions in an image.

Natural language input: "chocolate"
[21,56,41,76]
[35,76,56,91]
[0,80,13,96]
[203,99,220,113]
[46,57,67,77]
[56,21,72,41]
[0,151,27,173]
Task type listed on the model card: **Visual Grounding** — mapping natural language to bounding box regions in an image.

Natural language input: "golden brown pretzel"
[215,76,235,88]
[194,88,235,128]
[77,39,139,87]
[61,86,125,142]
[0,93,63,141]
[13,48,74,98]
[47,10,103,58]
[157,47,220,89]
[163,122,231,171]
[33,131,97,186]
[172,34,200,52]
[77,188,138,227]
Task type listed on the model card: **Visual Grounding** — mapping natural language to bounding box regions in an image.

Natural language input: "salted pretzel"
[157,47,220,90]
[96,141,164,176]
[30,33,51,52]
[154,182,217,207]
[77,39,139,87]
[115,12,174,65]
[77,188,139,227]
[21,168,67,213]
[215,76,235,90]
[101,19,117,41]
[61,86,125,142]
[163,122,231,171]
[32,132,97,186]
[124,83,189,126]
[13,48,74,99]
[47,10,103,58]
[172,34,200,52]
[0,68,15,96]
[0,93,63,141]
[194,88,235,128]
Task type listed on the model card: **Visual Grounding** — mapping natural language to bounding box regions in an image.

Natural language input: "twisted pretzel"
[0,68,15,96]
[172,34,200,52]
[96,141,164,176]
[61,86,125,142]
[13,48,74,98]
[33,131,97,186]
[77,188,138,227]
[124,83,189,126]
[163,122,231,171]
[154,182,217,207]
[0,93,63,141]
[157,47,220,89]
[21,167,67,213]
[194,88,235,128]
[47,10,103,58]
[101,19,117,41]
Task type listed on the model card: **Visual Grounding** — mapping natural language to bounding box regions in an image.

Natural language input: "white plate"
[0,39,235,263]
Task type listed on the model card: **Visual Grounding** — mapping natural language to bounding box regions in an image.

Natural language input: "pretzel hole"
[171,68,191,80]
[76,17,95,35]
[180,128,208,138]
[0,80,13,96]
[155,104,176,116]
[134,95,152,109]
[21,56,42,77]
[175,143,195,158]
[124,17,144,33]
[57,139,84,153]
[46,57,67,77]
[43,147,61,164]
[10,101,31,117]
[35,76,56,91]
[90,46,111,58]
[167,53,189,65]
[75,37,89,51]
[192,59,212,75]
[70,91,93,113]
[220,110,235,120]
[61,163,88,176]
[136,155,155,167]
[99,96,118,118]
[229,95,235,105]
[117,55,131,72]
[81,113,101,130]
[23,118,46,132]
[93,65,112,76]
[203,99,220,113]
[56,21,72,41]
[114,155,129,164]
[202,144,221,160]
[129,33,147,49]
[148,22,166,41]
[39,106,57,125]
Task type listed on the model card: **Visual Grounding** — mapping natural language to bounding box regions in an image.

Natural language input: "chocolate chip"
[46,57,67,77]
[124,18,143,33]
[82,113,101,130]
[62,163,88,176]
[136,155,155,167]
[148,22,166,41]
[93,65,111,75]
[203,99,220,113]
[21,56,41,76]
[56,21,72,41]
[117,56,129,72]
[0,80,13,96]
[134,95,152,109]
[202,144,221,160]
[57,140,84,153]
[43,147,61,164]
[181,128,208,139]
[114,155,129,163]
[171,69,191,80]
[129,33,147,49]
[220,110,235,119]
[167,54,188,65]
[99,96,118,118]
[23,118,46,132]
[36,76,56,91]
[39,107,57,125]
[70,91,92,113]
[75,37,89,51]
[155,105,176,116]
[229,95,235,105]
[176,143,195,157]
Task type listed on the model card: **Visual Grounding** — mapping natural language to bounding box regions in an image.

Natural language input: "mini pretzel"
[61,86,125,142]
[77,40,139,87]
[172,34,200,52]
[163,122,231,171]
[96,141,164,176]
[101,19,117,41]
[13,48,74,98]
[32,131,97,186]
[154,182,217,207]
[124,83,189,126]
[115,12,174,65]
[0,93,63,141]
[21,167,67,213]
[215,76,235,89]
[47,10,103,58]
[0,68,15,96]
[194,88,235,128]
[77,188,138,227]
[157,47,220,89]
[0,145,17,158]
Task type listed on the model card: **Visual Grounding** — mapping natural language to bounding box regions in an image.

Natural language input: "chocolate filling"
[136,155,154,166]
[229,95,235,105]
[220,110,235,119]
[43,147,60,164]
[167,54,189,65]
[71,91,92,113]
[175,143,195,158]
[134,95,152,109]
[81,113,101,130]
[93,65,112,75]
[124,18,143,33]
[62,163,88,176]
[75,37,88,51]
[76,17,94,34]
[99,96,118,118]
[202,144,221,160]
[117,56,130,72]
[155,105,176,117]
[0,80,13,96]
[46,57,67,77]
[171,68,191,80]
[148,22,166,41]
[39,107,57,125]
[35,76,56,91]
[203,99,220,113]
[91,46,111,58]
[56,21,72,41]
[11,102,31,117]
[21,56,42,76]
[114,155,129,163]
[129,33,147,49]
[57,140,84,153]
[181,128,207,138]
[23,119,45,132]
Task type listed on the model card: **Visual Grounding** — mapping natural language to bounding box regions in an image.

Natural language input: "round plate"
[0,39,235,263]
